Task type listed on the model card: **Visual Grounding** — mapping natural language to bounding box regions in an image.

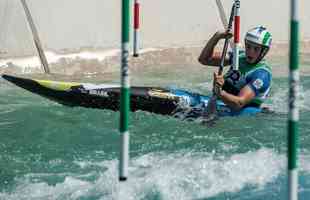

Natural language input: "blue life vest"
[223,51,272,107]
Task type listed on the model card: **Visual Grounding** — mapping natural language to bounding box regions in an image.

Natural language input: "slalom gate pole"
[288,0,299,199]
[119,0,130,181]
[133,0,140,57]
[232,0,240,71]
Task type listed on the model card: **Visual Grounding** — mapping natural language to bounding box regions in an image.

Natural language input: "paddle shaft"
[203,3,235,121]
[218,4,235,76]
[215,0,234,49]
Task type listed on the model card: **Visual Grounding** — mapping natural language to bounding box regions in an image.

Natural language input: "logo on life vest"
[253,79,263,89]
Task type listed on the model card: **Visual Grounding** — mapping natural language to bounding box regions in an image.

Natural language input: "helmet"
[245,26,272,48]
[245,26,272,63]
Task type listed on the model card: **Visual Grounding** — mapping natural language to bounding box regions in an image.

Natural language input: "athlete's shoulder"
[248,68,272,81]
[255,61,272,75]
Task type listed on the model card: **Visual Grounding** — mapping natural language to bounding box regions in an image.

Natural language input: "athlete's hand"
[215,31,233,40]
[213,72,225,96]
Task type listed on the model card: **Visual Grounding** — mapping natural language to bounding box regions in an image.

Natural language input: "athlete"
[198,26,272,110]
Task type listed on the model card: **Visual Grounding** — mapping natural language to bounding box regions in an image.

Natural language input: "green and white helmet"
[245,26,272,63]
[245,26,272,48]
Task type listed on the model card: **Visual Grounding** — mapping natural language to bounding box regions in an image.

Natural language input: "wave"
[0,148,286,200]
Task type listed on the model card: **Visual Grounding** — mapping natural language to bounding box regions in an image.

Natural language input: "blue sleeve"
[246,69,271,96]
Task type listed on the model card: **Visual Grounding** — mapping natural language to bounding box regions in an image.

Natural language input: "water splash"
[0,148,286,200]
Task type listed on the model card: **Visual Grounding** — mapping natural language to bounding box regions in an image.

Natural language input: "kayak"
[1,74,263,118]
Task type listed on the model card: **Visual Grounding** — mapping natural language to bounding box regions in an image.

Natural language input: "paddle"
[202,4,235,122]
[215,0,234,49]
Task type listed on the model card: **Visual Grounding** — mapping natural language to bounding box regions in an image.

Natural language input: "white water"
[268,80,310,113]
[0,148,298,200]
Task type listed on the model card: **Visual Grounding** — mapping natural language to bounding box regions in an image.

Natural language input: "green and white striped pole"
[288,0,299,199]
[119,0,131,181]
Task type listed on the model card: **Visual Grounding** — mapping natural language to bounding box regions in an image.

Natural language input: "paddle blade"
[202,95,218,121]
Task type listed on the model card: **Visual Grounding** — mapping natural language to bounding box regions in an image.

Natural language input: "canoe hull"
[2,74,262,117]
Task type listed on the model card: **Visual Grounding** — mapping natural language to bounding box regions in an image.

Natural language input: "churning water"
[1,53,310,199]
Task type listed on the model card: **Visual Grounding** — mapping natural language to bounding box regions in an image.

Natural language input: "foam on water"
[0,177,93,200]
[267,80,310,114]
[300,84,310,112]
[0,148,288,200]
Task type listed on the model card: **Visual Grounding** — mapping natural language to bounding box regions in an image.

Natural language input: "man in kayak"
[198,26,272,110]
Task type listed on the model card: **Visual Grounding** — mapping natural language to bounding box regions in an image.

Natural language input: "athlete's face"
[245,41,262,64]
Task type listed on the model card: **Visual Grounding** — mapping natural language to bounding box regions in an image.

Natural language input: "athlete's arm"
[218,86,255,110]
[215,69,271,110]
[198,31,232,66]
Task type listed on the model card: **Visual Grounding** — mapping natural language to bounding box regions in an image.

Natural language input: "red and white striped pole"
[133,0,140,57]
[232,0,240,70]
